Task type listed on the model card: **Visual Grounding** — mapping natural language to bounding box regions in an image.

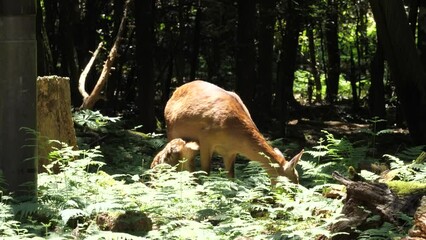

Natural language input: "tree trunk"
[0,0,37,197]
[349,48,359,109]
[418,3,426,68]
[78,0,104,101]
[408,0,419,35]
[189,1,201,81]
[325,0,341,103]
[368,38,386,129]
[257,0,276,120]
[36,0,51,76]
[236,0,256,112]
[37,76,77,173]
[58,0,80,106]
[277,0,301,125]
[369,0,426,145]
[307,27,322,103]
[135,0,157,132]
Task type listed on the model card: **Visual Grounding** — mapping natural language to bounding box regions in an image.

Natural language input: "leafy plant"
[301,130,371,185]
[73,109,121,131]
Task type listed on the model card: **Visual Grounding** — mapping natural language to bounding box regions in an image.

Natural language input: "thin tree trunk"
[236,0,256,112]
[418,4,426,68]
[307,27,322,103]
[325,0,340,103]
[368,38,386,129]
[257,0,276,121]
[189,0,201,81]
[278,0,301,121]
[135,0,157,132]
[349,47,359,109]
[58,0,80,105]
[408,0,419,35]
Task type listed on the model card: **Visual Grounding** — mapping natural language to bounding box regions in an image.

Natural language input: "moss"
[386,181,426,196]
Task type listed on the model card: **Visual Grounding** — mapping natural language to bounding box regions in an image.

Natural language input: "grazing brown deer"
[164,80,303,183]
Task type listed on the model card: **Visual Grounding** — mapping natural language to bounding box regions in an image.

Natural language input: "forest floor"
[90,102,413,178]
[15,102,419,239]
[284,103,412,157]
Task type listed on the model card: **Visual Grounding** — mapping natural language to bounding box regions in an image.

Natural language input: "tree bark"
[58,0,80,106]
[36,0,53,76]
[277,0,302,125]
[349,48,359,109]
[325,0,341,103]
[37,76,77,173]
[236,0,256,112]
[0,0,37,197]
[307,27,322,103]
[135,0,157,132]
[368,38,386,128]
[257,0,276,120]
[418,3,426,68]
[369,0,426,145]
[189,1,201,81]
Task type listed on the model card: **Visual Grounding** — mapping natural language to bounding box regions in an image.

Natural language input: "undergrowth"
[1,110,425,239]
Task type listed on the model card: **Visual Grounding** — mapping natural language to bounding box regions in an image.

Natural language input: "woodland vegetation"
[1,0,426,239]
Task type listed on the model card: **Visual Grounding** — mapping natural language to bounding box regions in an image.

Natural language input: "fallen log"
[330,171,425,239]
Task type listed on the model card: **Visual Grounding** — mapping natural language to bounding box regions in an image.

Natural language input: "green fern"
[357,221,407,239]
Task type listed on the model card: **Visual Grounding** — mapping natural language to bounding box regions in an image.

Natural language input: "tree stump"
[37,76,77,173]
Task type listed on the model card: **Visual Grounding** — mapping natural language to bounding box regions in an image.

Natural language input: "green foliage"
[301,130,371,185]
[2,114,421,239]
[357,222,407,240]
[73,109,121,131]
[1,138,347,239]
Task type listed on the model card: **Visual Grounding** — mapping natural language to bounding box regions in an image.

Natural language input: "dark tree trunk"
[307,27,322,103]
[349,48,359,110]
[368,38,386,129]
[235,0,256,112]
[277,0,301,125]
[418,3,426,68]
[189,1,201,81]
[36,0,47,75]
[257,0,276,120]
[78,0,104,100]
[58,0,80,106]
[206,38,222,84]
[408,0,419,35]
[369,0,426,145]
[106,0,126,113]
[44,0,59,72]
[135,0,157,132]
[325,0,340,103]
[175,0,186,85]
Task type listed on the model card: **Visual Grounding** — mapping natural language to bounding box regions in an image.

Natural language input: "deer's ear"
[288,149,304,168]
[185,142,200,151]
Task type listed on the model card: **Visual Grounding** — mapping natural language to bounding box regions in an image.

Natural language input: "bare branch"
[79,42,103,100]
[80,0,133,109]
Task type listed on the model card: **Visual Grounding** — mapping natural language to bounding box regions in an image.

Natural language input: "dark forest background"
[36,0,426,145]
